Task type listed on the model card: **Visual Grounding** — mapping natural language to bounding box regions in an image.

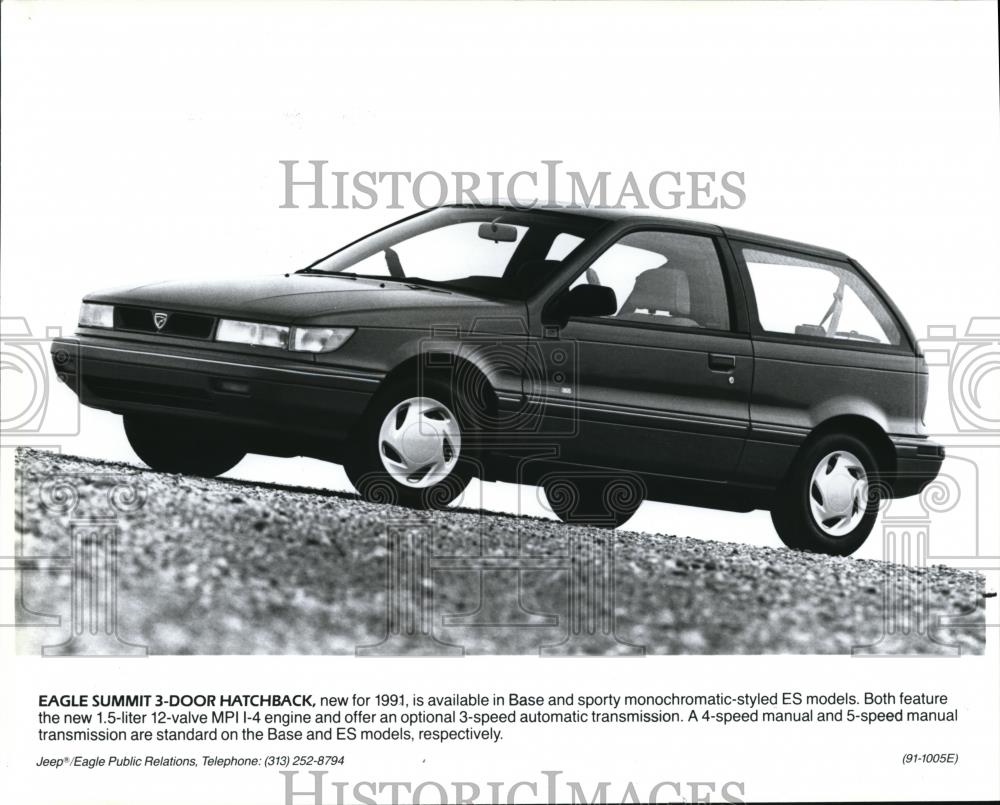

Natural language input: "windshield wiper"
[295,269,444,289]
[296,267,339,275]
[297,269,387,280]
[398,277,453,293]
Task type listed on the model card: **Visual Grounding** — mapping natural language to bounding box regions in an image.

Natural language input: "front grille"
[114,307,215,339]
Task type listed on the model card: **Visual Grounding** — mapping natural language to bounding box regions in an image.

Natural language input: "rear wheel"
[123,414,245,477]
[542,474,644,529]
[770,433,879,556]
[344,378,473,509]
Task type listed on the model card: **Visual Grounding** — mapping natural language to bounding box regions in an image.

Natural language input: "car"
[51,203,944,555]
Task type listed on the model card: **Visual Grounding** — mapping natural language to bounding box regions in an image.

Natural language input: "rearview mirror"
[478,222,519,243]
[555,284,617,324]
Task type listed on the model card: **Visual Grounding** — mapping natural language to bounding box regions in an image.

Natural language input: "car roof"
[442,202,850,261]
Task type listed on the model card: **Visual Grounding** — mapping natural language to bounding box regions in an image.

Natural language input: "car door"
[533,227,753,481]
[731,241,919,488]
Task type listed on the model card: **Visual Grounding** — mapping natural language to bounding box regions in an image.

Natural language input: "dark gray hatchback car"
[52,204,943,555]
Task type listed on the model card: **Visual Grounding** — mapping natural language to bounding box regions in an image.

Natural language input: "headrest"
[621,265,691,316]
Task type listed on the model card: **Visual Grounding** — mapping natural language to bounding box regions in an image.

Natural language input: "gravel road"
[14,448,986,656]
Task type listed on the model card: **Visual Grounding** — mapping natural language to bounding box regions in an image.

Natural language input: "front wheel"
[344,379,472,509]
[770,433,879,556]
[123,414,245,477]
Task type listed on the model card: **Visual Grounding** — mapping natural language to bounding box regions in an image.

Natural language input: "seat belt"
[819,278,845,335]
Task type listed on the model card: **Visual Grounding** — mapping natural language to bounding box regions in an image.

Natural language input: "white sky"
[2,1,998,565]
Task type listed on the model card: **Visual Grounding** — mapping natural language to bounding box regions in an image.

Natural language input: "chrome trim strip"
[534,396,748,433]
[77,343,382,385]
[751,423,810,437]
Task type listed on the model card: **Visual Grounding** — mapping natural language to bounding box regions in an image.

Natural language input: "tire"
[344,378,473,509]
[770,433,880,556]
[123,414,245,477]
[542,474,644,529]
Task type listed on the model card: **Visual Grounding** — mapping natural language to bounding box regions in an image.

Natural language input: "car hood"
[87,274,523,327]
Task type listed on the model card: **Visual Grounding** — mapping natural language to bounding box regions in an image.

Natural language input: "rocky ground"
[13,448,987,656]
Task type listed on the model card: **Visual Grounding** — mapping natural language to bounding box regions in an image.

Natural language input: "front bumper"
[889,436,945,498]
[51,334,381,449]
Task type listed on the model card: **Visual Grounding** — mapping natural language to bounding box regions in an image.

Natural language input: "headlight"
[290,326,355,353]
[79,302,114,328]
[216,319,289,349]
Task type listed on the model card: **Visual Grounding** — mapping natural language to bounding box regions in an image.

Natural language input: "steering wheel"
[384,248,404,279]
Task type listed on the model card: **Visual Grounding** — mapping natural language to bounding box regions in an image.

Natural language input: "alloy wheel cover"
[377,396,461,488]
[808,450,869,537]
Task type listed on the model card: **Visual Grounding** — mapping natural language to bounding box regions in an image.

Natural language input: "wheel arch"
[797,414,896,479]
[374,352,501,419]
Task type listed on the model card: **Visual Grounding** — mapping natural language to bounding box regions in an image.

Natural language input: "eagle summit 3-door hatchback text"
[53,204,943,555]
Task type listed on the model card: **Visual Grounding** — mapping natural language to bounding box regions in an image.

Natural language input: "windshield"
[300,208,602,298]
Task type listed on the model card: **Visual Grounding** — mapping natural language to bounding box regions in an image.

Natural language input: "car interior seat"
[616,264,702,327]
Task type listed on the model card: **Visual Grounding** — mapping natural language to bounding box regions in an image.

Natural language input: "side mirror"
[478,222,519,243]
[555,284,617,324]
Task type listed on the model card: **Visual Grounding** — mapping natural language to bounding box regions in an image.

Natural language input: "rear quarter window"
[742,247,902,347]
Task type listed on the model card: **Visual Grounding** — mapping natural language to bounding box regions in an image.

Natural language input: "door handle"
[708,353,736,372]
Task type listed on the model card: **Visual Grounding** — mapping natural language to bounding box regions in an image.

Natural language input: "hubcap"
[377,396,461,488]
[809,450,869,537]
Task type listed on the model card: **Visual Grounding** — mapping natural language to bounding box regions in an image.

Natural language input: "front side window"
[742,247,901,346]
[569,230,731,330]
[302,208,599,299]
